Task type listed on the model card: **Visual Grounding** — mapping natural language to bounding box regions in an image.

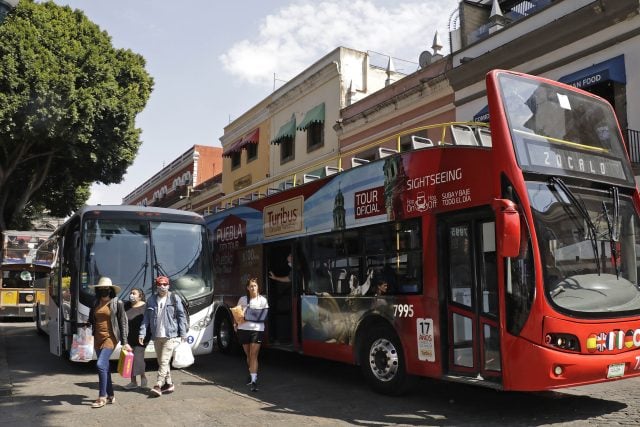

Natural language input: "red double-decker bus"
[207,70,640,394]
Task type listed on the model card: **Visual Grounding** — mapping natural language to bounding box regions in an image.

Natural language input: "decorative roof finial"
[432,30,443,56]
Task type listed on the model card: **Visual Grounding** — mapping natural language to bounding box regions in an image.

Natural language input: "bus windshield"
[527,180,640,316]
[79,219,212,306]
[498,73,634,187]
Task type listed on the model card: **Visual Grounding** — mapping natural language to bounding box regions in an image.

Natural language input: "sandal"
[91,398,107,408]
[107,396,115,404]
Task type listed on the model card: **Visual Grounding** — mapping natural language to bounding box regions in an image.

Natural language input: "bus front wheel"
[360,326,411,395]
[215,313,236,354]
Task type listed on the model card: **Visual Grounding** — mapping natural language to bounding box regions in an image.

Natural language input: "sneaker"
[123,382,138,390]
[161,383,175,394]
[250,381,258,392]
[149,386,162,397]
[107,396,115,404]
[141,378,148,388]
[91,398,106,408]
[246,375,252,386]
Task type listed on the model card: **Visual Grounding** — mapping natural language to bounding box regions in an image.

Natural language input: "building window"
[280,136,295,164]
[247,144,258,162]
[231,151,241,170]
[307,122,324,152]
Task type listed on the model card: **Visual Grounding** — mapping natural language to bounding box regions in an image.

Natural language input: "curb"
[0,324,12,397]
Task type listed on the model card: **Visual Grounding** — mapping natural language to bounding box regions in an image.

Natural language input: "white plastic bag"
[70,326,94,362]
[172,341,194,368]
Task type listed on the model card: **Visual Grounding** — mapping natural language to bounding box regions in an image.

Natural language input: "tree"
[0,0,153,231]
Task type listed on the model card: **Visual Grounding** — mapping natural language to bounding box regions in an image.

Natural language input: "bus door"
[440,213,501,384]
[48,226,77,357]
[46,258,63,356]
[265,242,295,346]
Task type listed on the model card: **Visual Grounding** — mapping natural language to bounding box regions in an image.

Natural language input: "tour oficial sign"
[263,196,304,238]
[354,186,384,219]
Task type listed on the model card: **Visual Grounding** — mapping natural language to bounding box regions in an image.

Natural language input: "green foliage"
[0,0,154,230]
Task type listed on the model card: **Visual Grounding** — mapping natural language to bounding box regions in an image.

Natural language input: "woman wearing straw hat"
[88,277,131,408]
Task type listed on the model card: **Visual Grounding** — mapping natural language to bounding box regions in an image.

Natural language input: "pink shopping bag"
[117,349,133,379]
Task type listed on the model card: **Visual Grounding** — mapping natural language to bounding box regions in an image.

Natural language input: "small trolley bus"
[1,230,50,319]
[34,205,215,360]
[207,70,640,394]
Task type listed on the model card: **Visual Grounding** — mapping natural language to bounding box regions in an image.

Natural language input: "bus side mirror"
[492,199,521,258]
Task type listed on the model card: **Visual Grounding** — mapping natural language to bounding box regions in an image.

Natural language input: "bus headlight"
[545,333,580,352]
[191,314,213,331]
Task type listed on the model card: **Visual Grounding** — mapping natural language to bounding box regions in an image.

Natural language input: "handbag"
[230,305,245,324]
[244,307,268,322]
[172,341,194,368]
[117,348,133,378]
[70,326,94,362]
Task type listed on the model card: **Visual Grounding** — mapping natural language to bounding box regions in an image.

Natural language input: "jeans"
[153,337,180,387]
[96,347,115,397]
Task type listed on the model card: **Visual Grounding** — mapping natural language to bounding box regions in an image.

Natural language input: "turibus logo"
[586,330,640,353]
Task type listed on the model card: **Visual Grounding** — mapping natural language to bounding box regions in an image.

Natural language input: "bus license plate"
[607,363,625,379]
[24,307,33,313]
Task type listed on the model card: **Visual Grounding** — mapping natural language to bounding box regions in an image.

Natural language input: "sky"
[51,0,460,205]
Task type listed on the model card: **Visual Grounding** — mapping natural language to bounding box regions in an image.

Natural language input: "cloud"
[220,0,458,87]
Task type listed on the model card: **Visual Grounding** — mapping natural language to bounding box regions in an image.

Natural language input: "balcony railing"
[467,0,552,46]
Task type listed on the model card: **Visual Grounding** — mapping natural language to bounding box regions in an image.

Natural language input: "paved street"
[2,320,640,426]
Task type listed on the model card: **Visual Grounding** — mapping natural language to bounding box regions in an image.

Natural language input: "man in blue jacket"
[139,275,189,397]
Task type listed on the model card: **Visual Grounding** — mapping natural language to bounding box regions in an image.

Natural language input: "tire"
[360,326,412,395]
[215,313,237,354]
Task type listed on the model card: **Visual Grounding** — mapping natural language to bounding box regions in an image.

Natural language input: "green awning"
[271,116,296,145]
[297,103,325,131]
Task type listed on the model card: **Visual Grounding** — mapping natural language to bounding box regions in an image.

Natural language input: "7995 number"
[393,304,414,318]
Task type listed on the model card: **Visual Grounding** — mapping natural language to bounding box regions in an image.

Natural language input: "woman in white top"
[235,277,269,392]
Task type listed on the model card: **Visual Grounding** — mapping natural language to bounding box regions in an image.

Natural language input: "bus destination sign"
[524,141,627,181]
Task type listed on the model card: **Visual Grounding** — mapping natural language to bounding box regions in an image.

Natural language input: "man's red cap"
[155,276,169,285]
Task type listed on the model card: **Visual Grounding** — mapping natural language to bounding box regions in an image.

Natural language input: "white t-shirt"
[237,295,269,332]
[155,295,168,338]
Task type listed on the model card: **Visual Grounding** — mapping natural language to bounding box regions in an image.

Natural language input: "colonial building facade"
[448,0,640,171]
[122,145,223,211]
[218,46,406,208]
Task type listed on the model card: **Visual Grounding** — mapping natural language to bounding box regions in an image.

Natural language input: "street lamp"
[0,0,18,23]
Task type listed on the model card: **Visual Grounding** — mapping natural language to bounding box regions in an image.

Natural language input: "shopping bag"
[117,348,133,378]
[172,341,194,368]
[70,326,94,362]
[230,305,245,324]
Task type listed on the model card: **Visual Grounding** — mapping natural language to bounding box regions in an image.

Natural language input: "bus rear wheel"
[215,313,236,354]
[360,326,411,395]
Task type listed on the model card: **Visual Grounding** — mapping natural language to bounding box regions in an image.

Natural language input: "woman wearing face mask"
[88,277,131,408]
[123,288,150,390]
[139,275,188,397]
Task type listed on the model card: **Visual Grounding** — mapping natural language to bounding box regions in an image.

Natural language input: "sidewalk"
[0,324,12,396]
